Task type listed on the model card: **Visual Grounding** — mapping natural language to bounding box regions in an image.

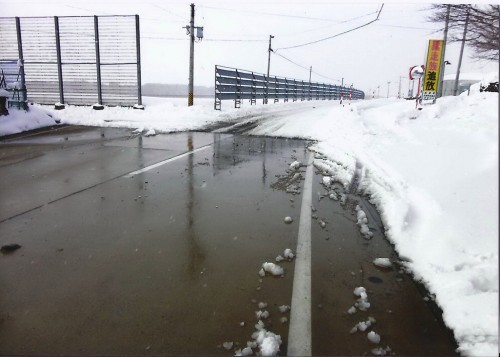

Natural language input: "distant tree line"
[427,4,499,61]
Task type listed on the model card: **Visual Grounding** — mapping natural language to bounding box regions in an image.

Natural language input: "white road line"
[123,145,212,178]
[288,152,313,356]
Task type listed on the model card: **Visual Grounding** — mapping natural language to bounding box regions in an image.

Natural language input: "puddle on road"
[0,131,309,356]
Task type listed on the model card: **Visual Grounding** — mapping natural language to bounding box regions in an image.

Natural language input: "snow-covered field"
[0,88,498,356]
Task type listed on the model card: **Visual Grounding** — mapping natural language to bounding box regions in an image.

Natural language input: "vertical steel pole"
[94,16,103,106]
[267,35,273,78]
[188,3,195,106]
[135,15,143,106]
[15,17,27,106]
[265,35,273,105]
[54,16,65,106]
[436,4,450,99]
[454,6,469,96]
[309,66,312,83]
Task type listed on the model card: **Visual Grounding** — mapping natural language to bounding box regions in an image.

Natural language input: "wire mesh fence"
[0,15,142,107]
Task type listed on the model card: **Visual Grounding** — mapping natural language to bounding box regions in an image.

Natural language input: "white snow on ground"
[1,85,498,355]
[0,104,60,136]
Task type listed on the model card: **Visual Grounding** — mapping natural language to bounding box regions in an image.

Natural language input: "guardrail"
[214,65,364,110]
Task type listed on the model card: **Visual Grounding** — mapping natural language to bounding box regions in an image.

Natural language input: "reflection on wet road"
[0,126,458,356]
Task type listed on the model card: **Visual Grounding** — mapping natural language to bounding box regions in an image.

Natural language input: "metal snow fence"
[0,15,142,107]
[214,65,364,110]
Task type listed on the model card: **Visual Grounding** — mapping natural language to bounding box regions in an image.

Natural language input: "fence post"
[54,16,65,109]
[15,17,27,109]
[135,14,143,108]
[93,15,104,110]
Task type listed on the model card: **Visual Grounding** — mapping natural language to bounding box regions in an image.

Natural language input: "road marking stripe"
[288,152,313,356]
[123,145,212,178]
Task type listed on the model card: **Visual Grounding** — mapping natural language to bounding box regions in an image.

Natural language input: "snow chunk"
[347,306,357,314]
[355,205,373,239]
[261,262,284,276]
[373,258,392,268]
[280,317,288,323]
[353,287,370,311]
[255,320,265,331]
[352,317,376,333]
[322,176,332,186]
[259,268,265,277]
[259,332,282,356]
[284,216,293,224]
[222,341,233,350]
[275,255,284,262]
[278,305,290,313]
[240,346,253,356]
[283,248,294,260]
[256,310,270,320]
[258,302,268,309]
[353,287,366,297]
[145,128,156,136]
[290,161,301,170]
[368,331,381,344]
[371,346,391,356]
[355,299,371,311]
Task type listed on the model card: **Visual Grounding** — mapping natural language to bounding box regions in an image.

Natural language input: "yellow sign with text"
[422,39,444,102]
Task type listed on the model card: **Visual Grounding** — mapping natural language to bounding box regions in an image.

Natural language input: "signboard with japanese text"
[422,39,444,102]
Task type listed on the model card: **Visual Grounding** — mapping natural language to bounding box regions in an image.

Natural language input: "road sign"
[422,40,444,102]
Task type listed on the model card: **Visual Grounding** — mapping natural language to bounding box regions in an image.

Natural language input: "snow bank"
[0,104,60,136]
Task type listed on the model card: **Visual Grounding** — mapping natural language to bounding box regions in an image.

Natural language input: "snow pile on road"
[251,91,499,356]
[0,104,60,136]
[355,205,373,239]
[373,258,392,269]
[260,262,284,277]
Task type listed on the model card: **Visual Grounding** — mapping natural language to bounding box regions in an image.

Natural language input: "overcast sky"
[1,0,497,97]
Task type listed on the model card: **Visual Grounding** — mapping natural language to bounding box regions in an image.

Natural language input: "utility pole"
[185,3,203,106]
[188,3,195,106]
[377,85,380,98]
[267,35,274,77]
[454,5,470,96]
[309,66,312,83]
[436,4,450,99]
[387,81,391,98]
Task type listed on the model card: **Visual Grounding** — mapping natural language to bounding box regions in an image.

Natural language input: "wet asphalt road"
[0,126,457,356]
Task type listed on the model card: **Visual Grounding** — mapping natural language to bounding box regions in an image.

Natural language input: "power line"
[200,5,336,22]
[276,3,384,51]
[273,52,341,83]
[150,3,186,21]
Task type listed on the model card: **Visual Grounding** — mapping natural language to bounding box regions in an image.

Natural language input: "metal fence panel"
[0,18,19,59]
[0,15,141,107]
